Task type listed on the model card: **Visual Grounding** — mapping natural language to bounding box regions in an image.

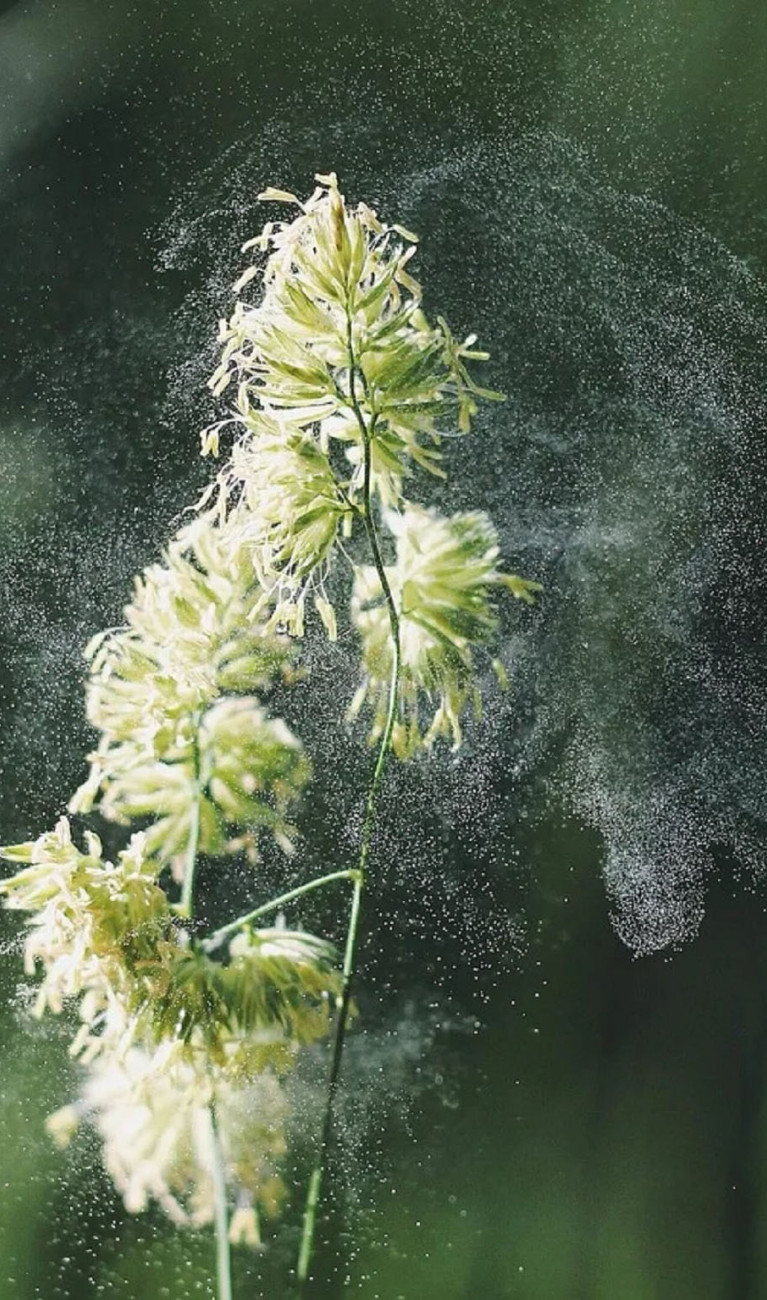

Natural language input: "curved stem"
[296,312,402,1287]
[209,1104,233,1300]
[202,869,360,953]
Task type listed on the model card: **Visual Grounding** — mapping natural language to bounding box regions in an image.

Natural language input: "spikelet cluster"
[350,506,541,756]
[69,509,309,872]
[207,172,536,756]
[2,818,341,1231]
[206,171,502,641]
[1,505,337,1238]
[0,818,169,1020]
[50,1040,289,1243]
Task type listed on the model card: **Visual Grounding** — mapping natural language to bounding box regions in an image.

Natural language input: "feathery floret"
[206,173,503,634]
[350,504,540,756]
[77,1045,288,1236]
[70,511,308,872]
[0,818,170,1018]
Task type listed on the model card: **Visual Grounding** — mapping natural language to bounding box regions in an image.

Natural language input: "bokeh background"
[1,0,766,1296]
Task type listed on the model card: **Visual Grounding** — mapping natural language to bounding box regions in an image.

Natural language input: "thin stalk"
[209,1105,233,1300]
[176,730,232,1300]
[202,869,360,953]
[296,311,402,1286]
[179,733,202,919]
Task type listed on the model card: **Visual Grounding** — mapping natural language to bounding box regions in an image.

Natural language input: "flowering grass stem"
[296,317,402,1287]
[179,734,201,919]
[209,1104,233,1300]
[179,736,232,1300]
[202,870,361,953]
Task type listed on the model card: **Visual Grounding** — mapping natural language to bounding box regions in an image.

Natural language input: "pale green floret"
[0,818,170,1018]
[228,1203,263,1248]
[320,409,444,509]
[150,926,341,1064]
[207,172,503,530]
[72,511,292,769]
[224,423,351,639]
[90,697,309,870]
[350,505,541,758]
[45,1103,81,1149]
[70,511,308,872]
[78,1043,289,1233]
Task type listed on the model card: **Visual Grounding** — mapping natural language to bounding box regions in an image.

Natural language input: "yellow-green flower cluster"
[0,818,341,1060]
[0,818,169,1019]
[226,422,350,637]
[1,175,540,1265]
[70,510,309,871]
[206,172,502,635]
[0,452,348,1245]
[1,817,342,1238]
[51,1041,289,1242]
[350,505,541,757]
[150,925,341,1069]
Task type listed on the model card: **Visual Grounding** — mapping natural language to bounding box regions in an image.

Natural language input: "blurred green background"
[1,0,766,1296]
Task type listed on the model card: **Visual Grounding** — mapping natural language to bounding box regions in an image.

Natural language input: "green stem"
[296,311,402,1287]
[179,734,202,919]
[202,869,360,953]
[209,1105,233,1300]
[177,730,232,1300]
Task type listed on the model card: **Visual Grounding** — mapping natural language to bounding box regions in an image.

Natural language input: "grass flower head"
[350,504,540,756]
